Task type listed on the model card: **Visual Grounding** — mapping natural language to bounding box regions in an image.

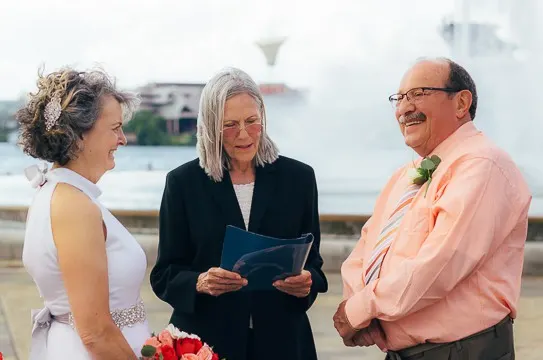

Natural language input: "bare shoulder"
[51,183,101,220]
[50,183,103,246]
[49,184,116,341]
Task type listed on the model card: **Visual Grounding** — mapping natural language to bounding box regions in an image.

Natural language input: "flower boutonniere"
[407,155,442,197]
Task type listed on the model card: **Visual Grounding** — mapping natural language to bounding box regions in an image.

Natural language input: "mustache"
[399,112,427,124]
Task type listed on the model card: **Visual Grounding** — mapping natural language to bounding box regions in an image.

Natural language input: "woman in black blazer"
[150,67,328,360]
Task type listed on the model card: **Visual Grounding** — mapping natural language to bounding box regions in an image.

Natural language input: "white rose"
[407,168,420,182]
[186,333,201,340]
[165,323,184,339]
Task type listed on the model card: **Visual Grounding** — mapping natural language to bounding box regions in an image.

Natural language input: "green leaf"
[429,155,441,166]
[141,345,157,357]
[420,158,436,171]
[424,178,432,197]
[413,176,426,185]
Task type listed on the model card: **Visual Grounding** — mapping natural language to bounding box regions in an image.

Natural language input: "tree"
[124,110,171,146]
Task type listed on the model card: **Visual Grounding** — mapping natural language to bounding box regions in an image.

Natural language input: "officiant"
[150,67,328,360]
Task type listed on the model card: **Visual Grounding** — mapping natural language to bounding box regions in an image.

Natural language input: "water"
[0,136,412,215]
[1,129,542,216]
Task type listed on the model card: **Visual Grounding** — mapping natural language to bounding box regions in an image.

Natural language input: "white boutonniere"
[408,155,441,197]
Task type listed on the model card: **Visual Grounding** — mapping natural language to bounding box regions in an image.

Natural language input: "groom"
[333,57,531,359]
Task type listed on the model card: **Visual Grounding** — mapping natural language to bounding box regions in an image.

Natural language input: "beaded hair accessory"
[44,95,62,131]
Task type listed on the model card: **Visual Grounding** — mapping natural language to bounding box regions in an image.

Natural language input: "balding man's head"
[389,57,476,156]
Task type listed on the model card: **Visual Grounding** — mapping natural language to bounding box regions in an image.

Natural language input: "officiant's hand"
[196,267,248,296]
[273,270,312,298]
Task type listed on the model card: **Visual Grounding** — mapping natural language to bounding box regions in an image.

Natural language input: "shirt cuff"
[345,286,373,330]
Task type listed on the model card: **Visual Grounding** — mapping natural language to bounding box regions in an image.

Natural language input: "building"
[136,81,305,136]
[137,82,205,135]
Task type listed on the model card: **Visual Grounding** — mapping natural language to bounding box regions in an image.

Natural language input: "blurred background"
[1,0,542,215]
[2,1,543,359]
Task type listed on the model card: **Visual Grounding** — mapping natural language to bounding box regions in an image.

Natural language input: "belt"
[29,301,147,360]
[388,316,513,359]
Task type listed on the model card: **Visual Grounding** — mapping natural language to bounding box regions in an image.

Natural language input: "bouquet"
[140,324,223,360]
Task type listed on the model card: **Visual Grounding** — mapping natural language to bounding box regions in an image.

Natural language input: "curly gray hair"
[16,67,139,165]
[197,67,279,182]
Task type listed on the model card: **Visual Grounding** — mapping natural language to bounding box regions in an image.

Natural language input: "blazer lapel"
[248,163,277,233]
[206,171,246,230]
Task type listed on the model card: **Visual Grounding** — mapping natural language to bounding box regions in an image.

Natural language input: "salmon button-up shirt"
[341,122,532,351]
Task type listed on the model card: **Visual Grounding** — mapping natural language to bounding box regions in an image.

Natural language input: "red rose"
[176,338,204,354]
[160,344,177,360]
[211,353,219,360]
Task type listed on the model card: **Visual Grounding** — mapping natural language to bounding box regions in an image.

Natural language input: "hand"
[196,267,247,296]
[352,319,388,352]
[273,270,312,298]
[333,300,358,346]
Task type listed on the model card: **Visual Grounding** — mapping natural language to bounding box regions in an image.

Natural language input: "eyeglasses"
[388,87,459,108]
[221,121,262,138]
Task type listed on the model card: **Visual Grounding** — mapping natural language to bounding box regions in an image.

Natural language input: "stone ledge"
[3,207,543,239]
[2,228,543,275]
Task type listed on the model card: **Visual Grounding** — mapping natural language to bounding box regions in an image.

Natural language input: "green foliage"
[412,168,427,185]
[124,110,172,146]
[140,344,157,357]
[124,110,197,147]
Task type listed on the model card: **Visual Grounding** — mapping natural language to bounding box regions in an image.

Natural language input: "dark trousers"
[246,328,255,360]
[385,316,514,360]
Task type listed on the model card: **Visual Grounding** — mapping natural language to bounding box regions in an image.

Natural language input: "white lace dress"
[22,167,151,359]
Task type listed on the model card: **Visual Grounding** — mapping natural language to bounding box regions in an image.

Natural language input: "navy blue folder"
[220,225,314,291]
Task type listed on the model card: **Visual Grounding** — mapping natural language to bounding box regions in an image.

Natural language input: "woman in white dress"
[16,68,151,359]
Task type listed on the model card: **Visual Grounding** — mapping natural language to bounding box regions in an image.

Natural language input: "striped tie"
[364,183,421,285]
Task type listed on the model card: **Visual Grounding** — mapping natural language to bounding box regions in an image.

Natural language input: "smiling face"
[393,60,471,157]
[222,92,262,166]
[78,95,127,175]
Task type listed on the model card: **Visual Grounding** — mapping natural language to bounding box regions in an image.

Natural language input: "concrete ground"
[1,262,543,360]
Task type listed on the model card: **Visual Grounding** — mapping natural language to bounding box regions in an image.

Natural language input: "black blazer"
[150,156,328,360]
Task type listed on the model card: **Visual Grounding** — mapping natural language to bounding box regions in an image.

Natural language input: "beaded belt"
[30,301,147,360]
[52,300,147,329]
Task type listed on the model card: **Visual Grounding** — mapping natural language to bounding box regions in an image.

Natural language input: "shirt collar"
[427,121,481,161]
[47,168,102,199]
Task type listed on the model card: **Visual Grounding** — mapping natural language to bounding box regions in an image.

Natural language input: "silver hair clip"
[44,95,62,131]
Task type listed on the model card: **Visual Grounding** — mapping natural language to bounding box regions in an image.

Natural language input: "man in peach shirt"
[333,57,532,359]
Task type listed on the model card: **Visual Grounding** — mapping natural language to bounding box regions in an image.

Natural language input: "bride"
[16,67,150,359]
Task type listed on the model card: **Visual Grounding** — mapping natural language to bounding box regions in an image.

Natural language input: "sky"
[1,0,540,100]
[0,0,468,100]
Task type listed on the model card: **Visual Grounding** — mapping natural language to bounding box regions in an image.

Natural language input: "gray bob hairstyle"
[197,67,279,182]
